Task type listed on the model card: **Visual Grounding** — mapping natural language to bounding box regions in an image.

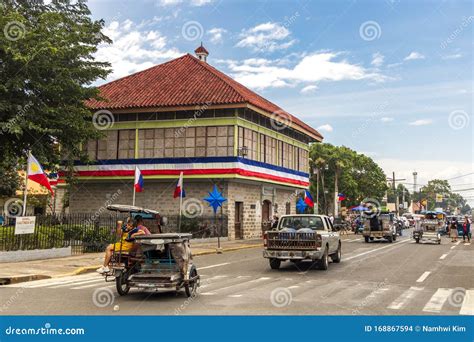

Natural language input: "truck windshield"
[279,216,325,230]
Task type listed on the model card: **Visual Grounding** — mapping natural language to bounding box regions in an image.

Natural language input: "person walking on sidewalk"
[462,215,471,243]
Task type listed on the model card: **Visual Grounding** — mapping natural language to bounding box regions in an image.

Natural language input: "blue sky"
[87,0,473,204]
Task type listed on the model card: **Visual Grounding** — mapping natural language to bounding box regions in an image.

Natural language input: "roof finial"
[194,43,209,63]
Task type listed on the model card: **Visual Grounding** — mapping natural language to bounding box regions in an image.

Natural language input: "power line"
[444,173,474,181]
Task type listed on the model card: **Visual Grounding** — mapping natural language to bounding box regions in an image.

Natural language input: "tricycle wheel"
[415,238,420,244]
[269,258,281,270]
[364,236,369,243]
[184,266,199,298]
[116,271,130,296]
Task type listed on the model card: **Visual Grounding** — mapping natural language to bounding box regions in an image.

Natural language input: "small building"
[59,45,323,239]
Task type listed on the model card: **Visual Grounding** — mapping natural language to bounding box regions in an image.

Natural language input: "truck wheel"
[331,242,342,263]
[269,258,281,270]
[387,236,393,243]
[393,234,397,241]
[364,236,369,243]
[318,247,329,270]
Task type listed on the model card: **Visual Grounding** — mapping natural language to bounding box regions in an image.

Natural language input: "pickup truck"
[263,214,341,270]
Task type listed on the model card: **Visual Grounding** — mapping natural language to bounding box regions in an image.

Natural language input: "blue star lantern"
[204,185,227,214]
[296,198,308,213]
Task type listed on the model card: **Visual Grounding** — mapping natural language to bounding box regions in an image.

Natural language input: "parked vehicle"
[402,213,416,227]
[362,212,397,243]
[263,214,341,271]
[103,205,200,297]
[413,211,444,244]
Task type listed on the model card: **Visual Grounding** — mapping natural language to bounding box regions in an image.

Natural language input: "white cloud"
[442,53,462,60]
[207,27,227,44]
[96,19,182,83]
[300,85,318,94]
[371,52,384,67]
[404,51,425,61]
[222,52,387,90]
[157,0,214,6]
[408,119,433,126]
[380,117,394,122]
[236,22,296,53]
[317,124,333,132]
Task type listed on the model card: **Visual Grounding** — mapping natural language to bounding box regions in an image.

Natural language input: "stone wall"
[67,179,299,240]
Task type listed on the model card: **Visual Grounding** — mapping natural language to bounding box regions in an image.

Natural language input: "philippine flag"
[173,172,185,198]
[338,193,346,201]
[304,189,314,208]
[134,167,144,192]
[27,153,53,195]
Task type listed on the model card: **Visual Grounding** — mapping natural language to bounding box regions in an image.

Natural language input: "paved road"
[1,231,473,315]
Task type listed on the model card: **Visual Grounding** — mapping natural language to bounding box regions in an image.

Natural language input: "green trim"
[107,117,308,150]
[111,117,237,130]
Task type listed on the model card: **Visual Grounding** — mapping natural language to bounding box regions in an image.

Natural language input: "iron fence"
[0,213,228,254]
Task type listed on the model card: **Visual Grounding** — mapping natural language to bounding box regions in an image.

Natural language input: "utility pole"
[334,167,338,218]
[387,172,406,217]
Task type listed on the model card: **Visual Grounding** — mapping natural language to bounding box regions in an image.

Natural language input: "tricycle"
[103,204,200,297]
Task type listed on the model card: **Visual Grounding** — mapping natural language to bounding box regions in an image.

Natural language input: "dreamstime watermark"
[92,109,115,130]
[270,110,292,131]
[351,100,390,139]
[175,102,211,138]
[440,16,473,49]
[361,198,381,218]
[174,293,198,315]
[3,198,24,218]
[352,279,387,314]
[92,287,115,308]
[181,20,203,41]
[270,287,293,307]
[260,11,299,52]
[448,110,470,130]
[182,198,204,218]
[84,189,122,226]
[4,322,85,336]
[0,287,25,313]
[359,21,382,41]
[4,20,26,41]
[448,287,468,308]
[1,102,33,134]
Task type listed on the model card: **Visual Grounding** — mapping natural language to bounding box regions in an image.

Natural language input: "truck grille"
[266,232,318,250]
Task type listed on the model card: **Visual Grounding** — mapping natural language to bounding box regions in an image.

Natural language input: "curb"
[0,274,51,286]
[1,243,263,285]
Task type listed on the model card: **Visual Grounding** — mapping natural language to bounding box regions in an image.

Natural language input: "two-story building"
[58,45,323,239]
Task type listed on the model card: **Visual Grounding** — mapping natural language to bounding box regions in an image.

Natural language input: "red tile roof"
[87,54,322,140]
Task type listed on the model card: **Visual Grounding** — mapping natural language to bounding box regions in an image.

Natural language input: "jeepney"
[413,211,444,244]
[362,212,397,243]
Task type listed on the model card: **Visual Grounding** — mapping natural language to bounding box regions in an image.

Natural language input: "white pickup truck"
[263,214,341,270]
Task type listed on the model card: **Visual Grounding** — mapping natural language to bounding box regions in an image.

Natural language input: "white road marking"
[346,238,363,242]
[71,281,112,290]
[464,243,471,246]
[416,271,431,283]
[460,290,474,315]
[228,294,242,298]
[22,275,101,288]
[50,278,103,289]
[423,288,452,313]
[451,246,456,249]
[388,287,424,310]
[288,285,299,289]
[439,253,448,260]
[344,239,411,261]
[455,241,461,245]
[198,262,231,270]
[200,292,216,296]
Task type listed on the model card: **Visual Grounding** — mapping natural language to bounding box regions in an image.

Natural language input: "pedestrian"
[450,218,458,243]
[462,215,471,243]
[271,215,279,229]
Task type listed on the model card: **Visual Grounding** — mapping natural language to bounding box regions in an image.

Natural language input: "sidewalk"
[0,238,262,285]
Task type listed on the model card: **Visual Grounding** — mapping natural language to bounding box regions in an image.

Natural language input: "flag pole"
[132,166,136,206]
[22,151,30,216]
[178,190,183,232]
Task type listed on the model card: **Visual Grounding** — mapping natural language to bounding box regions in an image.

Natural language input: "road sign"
[15,216,36,235]
[436,194,443,202]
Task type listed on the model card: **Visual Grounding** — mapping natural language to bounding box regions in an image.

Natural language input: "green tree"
[0,0,111,193]
[309,143,388,214]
